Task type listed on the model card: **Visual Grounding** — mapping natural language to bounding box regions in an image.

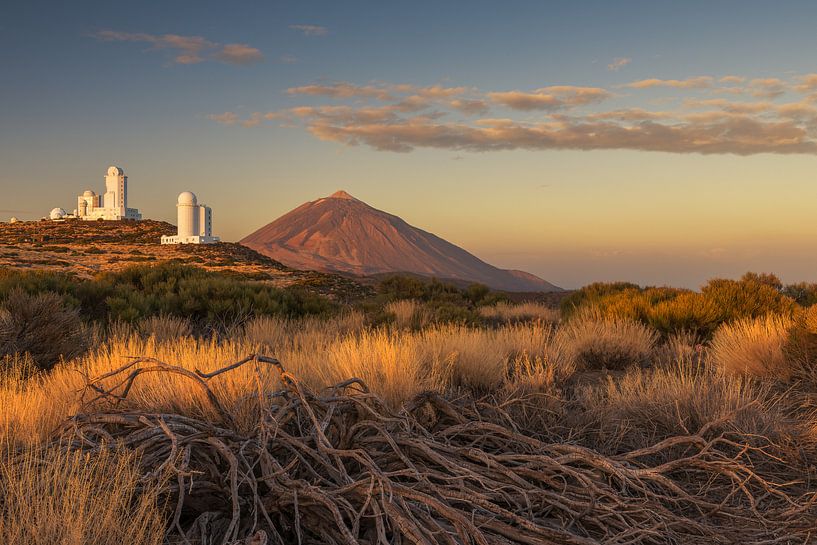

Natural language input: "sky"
[3,0,817,289]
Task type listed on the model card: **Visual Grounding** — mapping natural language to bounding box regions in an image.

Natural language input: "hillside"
[0,219,371,301]
[241,191,562,292]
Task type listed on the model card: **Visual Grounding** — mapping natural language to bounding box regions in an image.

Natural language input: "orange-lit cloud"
[607,57,631,71]
[212,74,817,155]
[625,76,713,89]
[93,30,263,65]
[304,116,814,155]
[488,86,611,110]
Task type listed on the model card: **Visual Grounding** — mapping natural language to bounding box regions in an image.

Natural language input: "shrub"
[560,281,640,318]
[0,289,89,371]
[557,315,657,371]
[782,305,817,384]
[96,263,337,325]
[701,276,796,323]
[710,315,793,379]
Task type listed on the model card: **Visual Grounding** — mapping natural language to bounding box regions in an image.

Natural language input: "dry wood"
[49,354,817,545]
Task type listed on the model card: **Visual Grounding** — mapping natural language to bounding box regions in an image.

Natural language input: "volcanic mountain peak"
[240,192,561,292]
[328,190,358,200]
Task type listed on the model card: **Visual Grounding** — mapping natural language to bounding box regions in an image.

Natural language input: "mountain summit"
[240,191,561,292]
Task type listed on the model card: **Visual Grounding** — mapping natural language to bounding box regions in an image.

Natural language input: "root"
[53,355,817,544]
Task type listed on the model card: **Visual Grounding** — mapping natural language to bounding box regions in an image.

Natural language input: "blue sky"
[3,1,817,288]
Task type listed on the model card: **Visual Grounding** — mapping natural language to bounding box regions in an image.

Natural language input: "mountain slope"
[240,191,561,292]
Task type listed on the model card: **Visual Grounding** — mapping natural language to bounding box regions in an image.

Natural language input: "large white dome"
[178,191,198,206]
[83,189,96,197]
[49,208,67,220]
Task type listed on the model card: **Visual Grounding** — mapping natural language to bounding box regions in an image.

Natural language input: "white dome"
[49,208,67,220]
[83,189,96,197]
[107,166,124,176]
[9,217,19,224]
[178,191,198,205]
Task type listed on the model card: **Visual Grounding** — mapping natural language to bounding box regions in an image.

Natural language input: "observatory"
[161,191,220,245]
[74,166,142,221]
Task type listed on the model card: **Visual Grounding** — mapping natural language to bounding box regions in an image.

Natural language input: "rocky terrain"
[0,219,371,301]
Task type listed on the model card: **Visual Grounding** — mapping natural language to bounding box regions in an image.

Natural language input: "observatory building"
[161,191,220,245]
[75,166,142,221]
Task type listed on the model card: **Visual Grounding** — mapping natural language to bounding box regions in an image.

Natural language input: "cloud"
[719,75,746,84]
[210,74,817,156]
[214,43,263,64]
[287,83,393,101]
[625,76,713,89]
[748,78,786,99]
[450,99,490,115]
[93,30,263,65]
[289,24,328,36]
[683,98,772,114]
[795,73,817,93]
[279,54,298,64]
[207,112,239,125]
[607,57,631,71]
[306,115,816,155]
[488,86,611,111]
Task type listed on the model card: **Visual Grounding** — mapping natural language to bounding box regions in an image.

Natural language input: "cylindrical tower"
[177,191,199,238]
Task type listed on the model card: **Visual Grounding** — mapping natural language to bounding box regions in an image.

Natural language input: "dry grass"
[557,314,658,370]
[710,315,793,379]
[572,359,805,453]
[385,299,427,329]
[0,446,165,545]
[4,312,817,543]
[478,301,560,324]
[136,314,192,342]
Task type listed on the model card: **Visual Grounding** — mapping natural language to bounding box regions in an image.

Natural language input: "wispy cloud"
[607,57,631,71]
[289,24,328,36]
[624,76,714,89]
[488,86,612,111]
[93,30,263,65]
[210,73,817,156]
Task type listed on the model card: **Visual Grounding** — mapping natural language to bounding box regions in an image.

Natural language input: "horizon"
[3,0,817,289]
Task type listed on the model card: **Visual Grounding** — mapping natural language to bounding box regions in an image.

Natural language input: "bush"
[557,315,657,371]
[137,315,193,342]
[710,315,792,379]
[0,289,89,371]
[701,276,796,323]
[782,305,817,384]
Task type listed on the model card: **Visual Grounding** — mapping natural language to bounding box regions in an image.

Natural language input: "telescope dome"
[178,191,198,206]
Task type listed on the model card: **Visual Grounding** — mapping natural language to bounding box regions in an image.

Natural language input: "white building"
[74,166,142,221]
[161,191,220,245]
[49,208,67,220]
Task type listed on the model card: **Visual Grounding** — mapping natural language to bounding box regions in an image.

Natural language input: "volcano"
[240,190,561,292]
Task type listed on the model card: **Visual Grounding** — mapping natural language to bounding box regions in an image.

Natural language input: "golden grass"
[557,315,658,370]
[710,315,793,379]
[1,319,577,444]
[0,445,165,545]
[385,299,427,329]
[478,302,560,324]
[573,360,801,452]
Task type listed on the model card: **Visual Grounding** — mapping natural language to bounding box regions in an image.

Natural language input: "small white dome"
[107,166,124,176]
[83,189,96,197]
[9,217,19,224]
[49,208,67,220]
[178,191,198,205]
